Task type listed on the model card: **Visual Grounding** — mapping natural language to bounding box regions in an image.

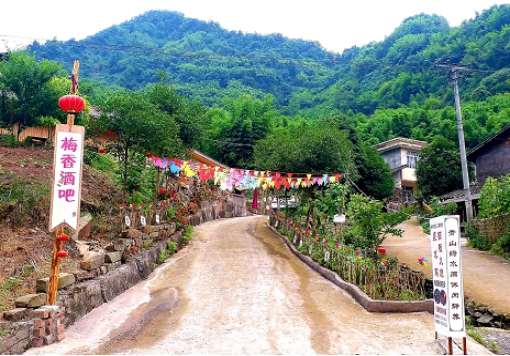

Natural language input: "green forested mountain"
[25,4,510,151]
[28,10,336,107]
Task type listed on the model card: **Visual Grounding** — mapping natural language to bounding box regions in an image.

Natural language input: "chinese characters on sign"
[429,216,466,337]
[49,125,85,232]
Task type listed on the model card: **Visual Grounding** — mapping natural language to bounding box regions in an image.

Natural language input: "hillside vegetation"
[26,5,510,152]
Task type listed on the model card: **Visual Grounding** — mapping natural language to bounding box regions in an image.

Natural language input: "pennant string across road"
[147,156,344,190]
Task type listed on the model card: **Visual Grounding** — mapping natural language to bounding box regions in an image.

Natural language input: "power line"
[1,34,499,75]
[200,137,255,147]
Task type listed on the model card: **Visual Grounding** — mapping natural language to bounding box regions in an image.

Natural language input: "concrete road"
[26,215,490,355]
[383,218,510,316]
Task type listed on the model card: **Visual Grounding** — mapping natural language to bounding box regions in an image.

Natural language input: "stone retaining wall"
[0,200,229,355]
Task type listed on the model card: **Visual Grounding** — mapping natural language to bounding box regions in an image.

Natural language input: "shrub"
[466,225,491,251]
[344,194,407,249]
[167,241,177,253]
[478,174,510,219]
[182,226,193,246]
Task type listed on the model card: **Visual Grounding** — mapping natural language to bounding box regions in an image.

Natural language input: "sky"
[0,0,508,54]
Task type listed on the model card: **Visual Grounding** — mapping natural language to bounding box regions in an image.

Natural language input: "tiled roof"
[467,124,510,160]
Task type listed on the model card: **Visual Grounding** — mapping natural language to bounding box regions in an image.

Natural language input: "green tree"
[0,52,68,139]
[144,77,206,148]
[416,136,464,200]
[322,115,394,200]
[356,143,395,200]
[344,194,407,249]
[207,94,276,168]
[96,89,184,197]
[253,122,356,174]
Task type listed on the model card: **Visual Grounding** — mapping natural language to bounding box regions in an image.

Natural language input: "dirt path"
[26,216,490,355]
[382,218,510,316]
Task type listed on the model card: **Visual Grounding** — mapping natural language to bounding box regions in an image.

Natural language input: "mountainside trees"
[415,136,464,199]
[95,89,184,196]
[0,52,70,139]
[25,5,510,155]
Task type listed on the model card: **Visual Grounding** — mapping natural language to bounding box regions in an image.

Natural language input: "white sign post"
[429,215,466,354]
[49,125,85,232]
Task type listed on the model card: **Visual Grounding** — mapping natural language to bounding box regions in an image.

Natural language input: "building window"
[407,151,420,168]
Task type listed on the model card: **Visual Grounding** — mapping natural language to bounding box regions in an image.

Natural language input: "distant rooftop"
[372,137,428,153]
[189,149,229,170]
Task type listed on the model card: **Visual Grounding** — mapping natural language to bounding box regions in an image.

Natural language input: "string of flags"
[148,156,344,191]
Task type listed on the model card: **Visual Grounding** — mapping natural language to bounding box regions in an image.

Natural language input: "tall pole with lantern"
[47,61,86,305]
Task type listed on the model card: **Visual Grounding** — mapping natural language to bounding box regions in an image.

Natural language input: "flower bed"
[270,213,428,301]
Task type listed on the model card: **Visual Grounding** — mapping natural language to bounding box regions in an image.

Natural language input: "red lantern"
[378,248,387,254]
[56,251,68,258]
[145,153,153,158]
[98,148,105,154]
[57,235,69,241]
[58,94,85,114]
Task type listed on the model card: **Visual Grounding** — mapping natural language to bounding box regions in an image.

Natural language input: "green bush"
[157,250,171,264]
[83,150,117,172]
[489,232,510,260]
[182,226,193,246]
[478,174,510,219]
[466,225,492,251]
[168,241,177,252]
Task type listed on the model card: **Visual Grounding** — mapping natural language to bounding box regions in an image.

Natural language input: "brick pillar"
[29,306,66,347]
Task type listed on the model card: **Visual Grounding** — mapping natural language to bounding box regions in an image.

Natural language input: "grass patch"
[467,326,500,353]
[156,241,178,264]
[0,178,51,228]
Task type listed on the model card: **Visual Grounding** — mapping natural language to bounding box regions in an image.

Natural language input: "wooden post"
[448,337,453,355]
[48,226,64,305]
[463,337,467,355]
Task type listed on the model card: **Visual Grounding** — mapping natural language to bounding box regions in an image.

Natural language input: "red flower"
[158,189,166,195]
[98,148,105,154]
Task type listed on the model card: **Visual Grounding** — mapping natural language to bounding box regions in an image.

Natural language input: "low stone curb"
[267,224,434,314]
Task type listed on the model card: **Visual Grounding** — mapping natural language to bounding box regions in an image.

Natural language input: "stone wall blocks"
[99,262,141,303]
[36,273,76,293]
[2,308,28,322]
[14,293,47,309]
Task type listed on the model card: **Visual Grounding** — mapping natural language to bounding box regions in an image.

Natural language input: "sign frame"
[48,124,85,232]
[429,215,466,338]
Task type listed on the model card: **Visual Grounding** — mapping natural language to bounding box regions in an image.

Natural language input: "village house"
[466,123,510,185]
[438,124,510,218]
[372,137,428,203]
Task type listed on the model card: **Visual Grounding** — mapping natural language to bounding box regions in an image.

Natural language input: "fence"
[270,215,427,301]
[469,212,510,244]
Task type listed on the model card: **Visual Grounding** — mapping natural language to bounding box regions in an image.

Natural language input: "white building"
[372,137,428,202]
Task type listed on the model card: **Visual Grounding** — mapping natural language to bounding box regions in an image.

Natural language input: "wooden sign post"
[48,61,85,305]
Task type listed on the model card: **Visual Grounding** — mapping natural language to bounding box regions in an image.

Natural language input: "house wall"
[401,167,417,182]
[474,138,510,185]
[382,148,402,170]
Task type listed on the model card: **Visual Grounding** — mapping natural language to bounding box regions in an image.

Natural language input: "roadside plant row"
[270,212,428,301]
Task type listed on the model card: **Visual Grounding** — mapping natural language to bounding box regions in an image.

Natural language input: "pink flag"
[252,188,259,210]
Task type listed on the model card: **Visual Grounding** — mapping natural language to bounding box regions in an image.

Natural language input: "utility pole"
[436,63,473,223]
